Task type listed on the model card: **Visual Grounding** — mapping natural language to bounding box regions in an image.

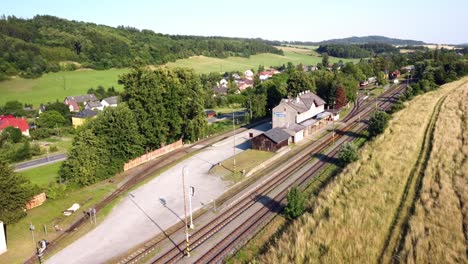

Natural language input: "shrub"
[284,186,305,220]
[368,111,390,138]
[2,126,23,143]
[338,142,359,166]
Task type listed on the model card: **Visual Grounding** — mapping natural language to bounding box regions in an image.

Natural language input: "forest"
[0,15,282,79]
[317,43,399,58]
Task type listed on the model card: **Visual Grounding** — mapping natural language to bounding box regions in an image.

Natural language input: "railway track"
[196,87,402,263]
[25,118,267,264]
[118,84,405,264]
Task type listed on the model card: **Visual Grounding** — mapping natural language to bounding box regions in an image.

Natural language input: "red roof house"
[0,115,30,136]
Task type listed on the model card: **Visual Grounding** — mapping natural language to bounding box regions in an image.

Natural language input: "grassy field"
[165,49,358,74]
[19,162,63,187]
[259,77,468,263]
[0,68,128,106]
[0,177,117,264]
[398,83,468,263]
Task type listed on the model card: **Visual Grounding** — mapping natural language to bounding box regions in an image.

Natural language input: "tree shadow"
[335,129,366,138]
[128,196,183,253]
[253,194,283,213]
[312,153,340,165]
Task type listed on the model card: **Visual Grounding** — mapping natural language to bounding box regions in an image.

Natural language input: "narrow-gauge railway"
[120,84,405,264]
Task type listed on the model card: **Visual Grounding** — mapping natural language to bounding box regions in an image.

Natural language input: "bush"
[284,186,305,220]
[46,183,67,200]
[368,111,390,138]
[30,143,42,156]
[49,145,58,152]
[2,126,23,143]
[338,142,359,166]
[30,128,51,140]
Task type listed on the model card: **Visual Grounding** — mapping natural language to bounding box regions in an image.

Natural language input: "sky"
[2,0,468,44]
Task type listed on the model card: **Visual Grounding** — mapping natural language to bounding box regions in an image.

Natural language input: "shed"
[204,110,217,118]
[251,127,290,152]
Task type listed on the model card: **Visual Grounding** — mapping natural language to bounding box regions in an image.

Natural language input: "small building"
[326,109,340,121]
[251,127,290,152]
[0,115,30,137]
[72,109,97,128]
[64,94,98,112]
[236,78,254,91]
[389,70,401,79]
[85,101,104,111]
[204,110,216,118]
[101,96,119,108]
[283,123,306,143]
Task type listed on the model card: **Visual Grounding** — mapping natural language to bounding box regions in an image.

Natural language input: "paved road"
[46,122,271,264]
[14,153,67,172]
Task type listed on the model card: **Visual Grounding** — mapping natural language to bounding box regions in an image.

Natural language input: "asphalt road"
[14,153,67,171]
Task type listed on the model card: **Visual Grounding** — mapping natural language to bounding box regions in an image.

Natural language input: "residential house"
[259,71,273,81]
[213,85,228,96]
[390,70,401,79]
[72,109,97,128]
[236,78,254,91]
[0,115,30,137]
[204,110,216,118]
[251,127,291,152]
[85,101,104,111]
[232,73,241,80]
[244,70,254,80]
[101,96,119,108]
[64,94,98,112]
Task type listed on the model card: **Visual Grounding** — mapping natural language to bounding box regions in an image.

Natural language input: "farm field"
[259,77,468,263]
[165,49,358,74]
[0,68,128,106]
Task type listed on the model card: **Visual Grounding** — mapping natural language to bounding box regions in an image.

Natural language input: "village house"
[72,109,97,128]
[101,96,119,108]
[0,115,30,136]
[85,101,104,111]
[236,78,254,91]
[244,70,254,80]
[64,94,99,112]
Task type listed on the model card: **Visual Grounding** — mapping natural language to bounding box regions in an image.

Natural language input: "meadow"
[0,68,128,106]
[259,77,468,263]
[0,47,357,107]
[398,83,468,263]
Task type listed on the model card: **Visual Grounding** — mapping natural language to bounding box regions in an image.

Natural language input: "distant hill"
[0,15,282,80]
[287,35,426,46]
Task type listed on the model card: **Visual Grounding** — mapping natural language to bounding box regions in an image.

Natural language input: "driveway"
[46,122,271,264]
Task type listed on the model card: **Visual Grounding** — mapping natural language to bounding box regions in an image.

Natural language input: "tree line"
[317,43,399,58]
[0,15,283,79]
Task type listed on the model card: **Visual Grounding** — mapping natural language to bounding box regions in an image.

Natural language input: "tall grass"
[259,77,468,263]
[398,83,468,263]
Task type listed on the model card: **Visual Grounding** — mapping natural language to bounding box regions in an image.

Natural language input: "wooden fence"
[123,139,183,171]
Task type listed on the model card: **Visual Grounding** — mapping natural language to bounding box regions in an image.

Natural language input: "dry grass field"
[398,83,468,263]
[259,77,468,263]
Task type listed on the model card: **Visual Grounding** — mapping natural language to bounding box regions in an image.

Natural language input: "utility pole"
[189,186,195,229]
[29,223,35,245]
[182,167,190,257]
[232,111,236,173]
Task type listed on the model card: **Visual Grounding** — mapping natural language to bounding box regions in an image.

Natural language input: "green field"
[0,68,128,106]
[19,162,63,187]
[166,49,358,73]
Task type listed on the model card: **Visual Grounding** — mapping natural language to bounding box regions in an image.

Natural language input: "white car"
[63,203,80,216]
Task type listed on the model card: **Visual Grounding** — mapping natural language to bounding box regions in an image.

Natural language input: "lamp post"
[182,167,190,257]
[29,223,35,245]
[189,186,195,229]
[232,110,236,173]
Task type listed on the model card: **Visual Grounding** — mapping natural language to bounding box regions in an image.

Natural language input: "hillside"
[259,77,468,263]
[0,15,281,79]
[287,35,426,46]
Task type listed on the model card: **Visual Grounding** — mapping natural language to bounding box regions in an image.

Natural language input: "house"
[259,71,272,81]
[0,115,30,137]
[360,76,377,87]
[251,127,291,152]
[232,73,241,80]
[85,101,104,111]
[101,96,119,108]
[64,94,98,112]
[72,109,97,128]
[236,78,254,91]
[213,85,228,96]
[272,91,326,128]
[218,78,228,87]
[390,70,401,79]
[244,70,254,80]
[204,110,216,118]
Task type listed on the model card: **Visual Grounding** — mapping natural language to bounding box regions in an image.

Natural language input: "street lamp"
[189,186,195,229]
[232,110,236,173]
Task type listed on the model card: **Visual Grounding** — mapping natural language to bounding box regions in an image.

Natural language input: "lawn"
[0,178,117,264]
[0,68,128,106]
[19,162,63,187]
